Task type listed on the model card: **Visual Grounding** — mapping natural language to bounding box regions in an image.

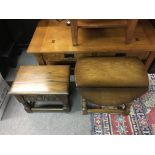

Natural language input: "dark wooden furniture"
[0,20,17,77]
[9,65,70,112]
[0,19,39,77]
[70,19,138,46]
[75,57,149,115]
[27,20,155,71]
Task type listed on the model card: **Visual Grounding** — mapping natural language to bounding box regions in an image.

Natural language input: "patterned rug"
[91,74,155,135]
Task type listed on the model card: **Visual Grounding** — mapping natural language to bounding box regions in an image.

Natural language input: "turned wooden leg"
[16,95,32,113]
[124,103,132,115]
[82,97,88,115]
[59,95,70,112]
[24,103,32,113]
[34,54,46,65]
[63,95,70,112]
[70,19,78,46]
[125,19,138,44]
[22,101,32,113]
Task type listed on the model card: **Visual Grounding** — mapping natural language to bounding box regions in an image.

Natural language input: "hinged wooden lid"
[9,66,70,95]
[75,57,149,88]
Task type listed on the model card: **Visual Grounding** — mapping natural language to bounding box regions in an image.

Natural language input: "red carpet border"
[91,74,155,135]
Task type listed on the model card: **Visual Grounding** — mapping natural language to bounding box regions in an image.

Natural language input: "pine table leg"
[71,20,78,46]
[82,97,88,115]
[125,19,138,43]
[34,53,46,65]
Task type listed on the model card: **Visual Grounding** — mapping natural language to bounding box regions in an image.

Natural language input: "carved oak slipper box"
[9,66,70,113]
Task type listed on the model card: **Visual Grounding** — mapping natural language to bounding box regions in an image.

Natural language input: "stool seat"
[75,57,149,114]
[9,65,70,113]
[10,66,70,95]
[75,57,148,88]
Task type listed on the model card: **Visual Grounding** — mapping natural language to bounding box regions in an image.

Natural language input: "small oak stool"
[9,66,70,113]
[75,57,149,115]
[71,19,138,46]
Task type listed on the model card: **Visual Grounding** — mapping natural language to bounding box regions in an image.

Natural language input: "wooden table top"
[28,20,155,54]
[9,66,70,95]
[75,57,148,88]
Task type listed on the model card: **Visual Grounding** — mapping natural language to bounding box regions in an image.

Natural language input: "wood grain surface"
[28,20,155,53]
[78,87,147,106]
[9,66,70,95]
[77,19,128,28]
[75,57,149,87]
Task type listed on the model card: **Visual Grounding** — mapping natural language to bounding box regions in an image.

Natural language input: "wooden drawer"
[75,52,149,61]
[43,54,75,65]
[40,52,149,65]
[75,53,116,59]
